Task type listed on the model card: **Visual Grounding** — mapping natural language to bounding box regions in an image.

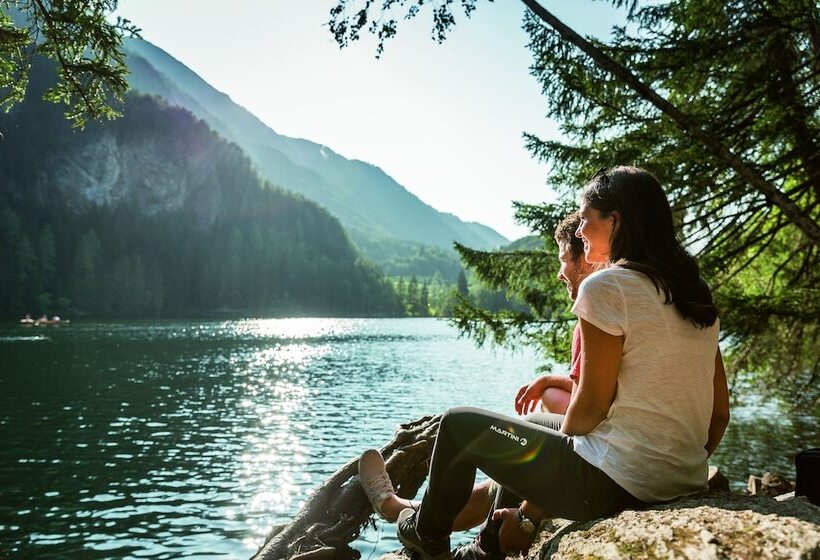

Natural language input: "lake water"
[1,319,817,559]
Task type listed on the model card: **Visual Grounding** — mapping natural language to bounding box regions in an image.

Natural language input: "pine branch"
[519,0,820,246]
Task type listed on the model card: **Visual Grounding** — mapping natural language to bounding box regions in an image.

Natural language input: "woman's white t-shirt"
[571,266,719,503]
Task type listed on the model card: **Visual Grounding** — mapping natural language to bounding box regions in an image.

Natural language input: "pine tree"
[419,281,430,317]
[456,269,469,297]
[407,276,419,317]
[329,0,820,407]
[72,229,103,315]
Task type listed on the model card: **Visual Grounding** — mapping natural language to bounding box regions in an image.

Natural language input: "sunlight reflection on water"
[0,318,817,559]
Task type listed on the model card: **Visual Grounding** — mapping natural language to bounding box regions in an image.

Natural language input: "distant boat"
[21,315,70,326]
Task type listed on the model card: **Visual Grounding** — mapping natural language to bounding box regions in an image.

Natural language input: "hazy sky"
[114,1,625,240]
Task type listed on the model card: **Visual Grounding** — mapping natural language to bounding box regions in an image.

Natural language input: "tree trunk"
[519,0,820,246]
[251,415,440,560]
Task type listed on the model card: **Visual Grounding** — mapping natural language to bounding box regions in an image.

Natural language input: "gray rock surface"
[533,493,820,560]
[378,493,820,560]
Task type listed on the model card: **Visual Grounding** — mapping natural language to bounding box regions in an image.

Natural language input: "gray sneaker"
[358,449,396,520]
[452,538,505,560]
[397,508,452,560]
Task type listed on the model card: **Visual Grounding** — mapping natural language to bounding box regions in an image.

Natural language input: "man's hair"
[554,212,585,262]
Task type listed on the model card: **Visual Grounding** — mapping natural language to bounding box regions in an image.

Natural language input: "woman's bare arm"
[705,349,730,457]
[561,318,622,436]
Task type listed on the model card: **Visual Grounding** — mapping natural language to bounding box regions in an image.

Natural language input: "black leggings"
[415,407,643,544]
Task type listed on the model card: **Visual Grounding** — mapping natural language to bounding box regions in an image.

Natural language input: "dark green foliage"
[0,60,402,319]
[451,216,574,365]
[393,275,431,317]
[392,273,473,317]
[329,0,483,57]
[1,1,138,127]
[456,269,469,296]
[520,0,819,406]
[330,0,820,407]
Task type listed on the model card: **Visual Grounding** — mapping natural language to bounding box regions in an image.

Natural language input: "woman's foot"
[359,449,418,521]
[358,449,398,520]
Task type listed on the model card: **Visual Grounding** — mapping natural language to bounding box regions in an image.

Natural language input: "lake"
[1,319,817,559]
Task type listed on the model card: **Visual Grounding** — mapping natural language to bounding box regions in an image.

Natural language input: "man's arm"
[514,374,573,415]
[561,318,622,436]
[705,349,730,457]
[545,375,574,392]
[493,500,546,553]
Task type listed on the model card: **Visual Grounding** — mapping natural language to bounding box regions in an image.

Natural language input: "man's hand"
[492,508,535,553]
[515,375,572,415]
[515,376,549,415]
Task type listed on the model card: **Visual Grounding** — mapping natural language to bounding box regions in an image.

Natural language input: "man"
[359,213,596,536]
[514,212,596,416]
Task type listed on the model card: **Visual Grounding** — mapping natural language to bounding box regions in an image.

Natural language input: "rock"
[376,494,820,560]
[707,465,730,493]
[532,493,819,560]
[748,472,795,496]
[776,491,796,502]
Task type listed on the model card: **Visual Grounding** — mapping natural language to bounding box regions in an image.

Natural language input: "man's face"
[556,243,594,301]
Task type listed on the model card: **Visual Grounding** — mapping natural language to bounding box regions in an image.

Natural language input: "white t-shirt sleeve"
[571,270,626,336]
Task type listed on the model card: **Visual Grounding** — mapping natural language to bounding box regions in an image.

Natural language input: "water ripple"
[0,318,816,559]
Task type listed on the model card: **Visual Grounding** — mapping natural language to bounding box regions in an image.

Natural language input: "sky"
[114,1,626,240]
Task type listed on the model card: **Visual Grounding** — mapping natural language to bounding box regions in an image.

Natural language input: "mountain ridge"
[121,38,509,258]
[0,60,401,318]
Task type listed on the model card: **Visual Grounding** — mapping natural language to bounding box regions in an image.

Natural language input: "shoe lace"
[369,467,394,498]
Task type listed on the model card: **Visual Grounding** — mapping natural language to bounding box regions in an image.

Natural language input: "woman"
[396,166,731,560]
[358,213,595,532]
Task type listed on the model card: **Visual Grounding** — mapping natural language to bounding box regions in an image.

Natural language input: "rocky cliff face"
[33,98,239,229]
[48,133,187,215]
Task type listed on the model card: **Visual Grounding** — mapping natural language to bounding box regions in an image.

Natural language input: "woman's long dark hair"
[581,166,718,328]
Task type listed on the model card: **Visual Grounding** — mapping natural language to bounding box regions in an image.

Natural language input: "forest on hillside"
[0,64,402,319]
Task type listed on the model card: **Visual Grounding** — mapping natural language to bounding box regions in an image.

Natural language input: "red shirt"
[569,323,582,383]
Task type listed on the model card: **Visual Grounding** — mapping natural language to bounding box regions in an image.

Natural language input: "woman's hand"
[515,376,549,415]
[493,508,535,553]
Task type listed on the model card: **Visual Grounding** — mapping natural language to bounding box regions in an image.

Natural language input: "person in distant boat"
[358,212,597,530]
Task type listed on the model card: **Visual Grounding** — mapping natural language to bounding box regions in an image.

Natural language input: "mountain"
[0,60,402,318]
[121,38,509,267]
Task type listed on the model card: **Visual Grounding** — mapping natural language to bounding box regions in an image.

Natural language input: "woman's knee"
[439,406,491,438]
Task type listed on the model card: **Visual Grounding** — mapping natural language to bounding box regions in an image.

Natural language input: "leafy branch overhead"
[329,0,820,407]
[0,0,139,127]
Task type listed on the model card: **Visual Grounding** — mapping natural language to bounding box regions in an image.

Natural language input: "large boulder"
[376,493,819,560]
[529,493,819,560]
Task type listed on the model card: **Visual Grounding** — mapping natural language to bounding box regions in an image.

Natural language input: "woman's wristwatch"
[517,507,537,533]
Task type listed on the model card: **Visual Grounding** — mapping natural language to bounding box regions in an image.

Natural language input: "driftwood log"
[251,415,440,560]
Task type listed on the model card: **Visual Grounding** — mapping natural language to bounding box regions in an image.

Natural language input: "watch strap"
[517,507,537,533]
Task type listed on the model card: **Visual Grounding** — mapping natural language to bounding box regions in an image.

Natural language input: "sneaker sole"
[397,509,452,560]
